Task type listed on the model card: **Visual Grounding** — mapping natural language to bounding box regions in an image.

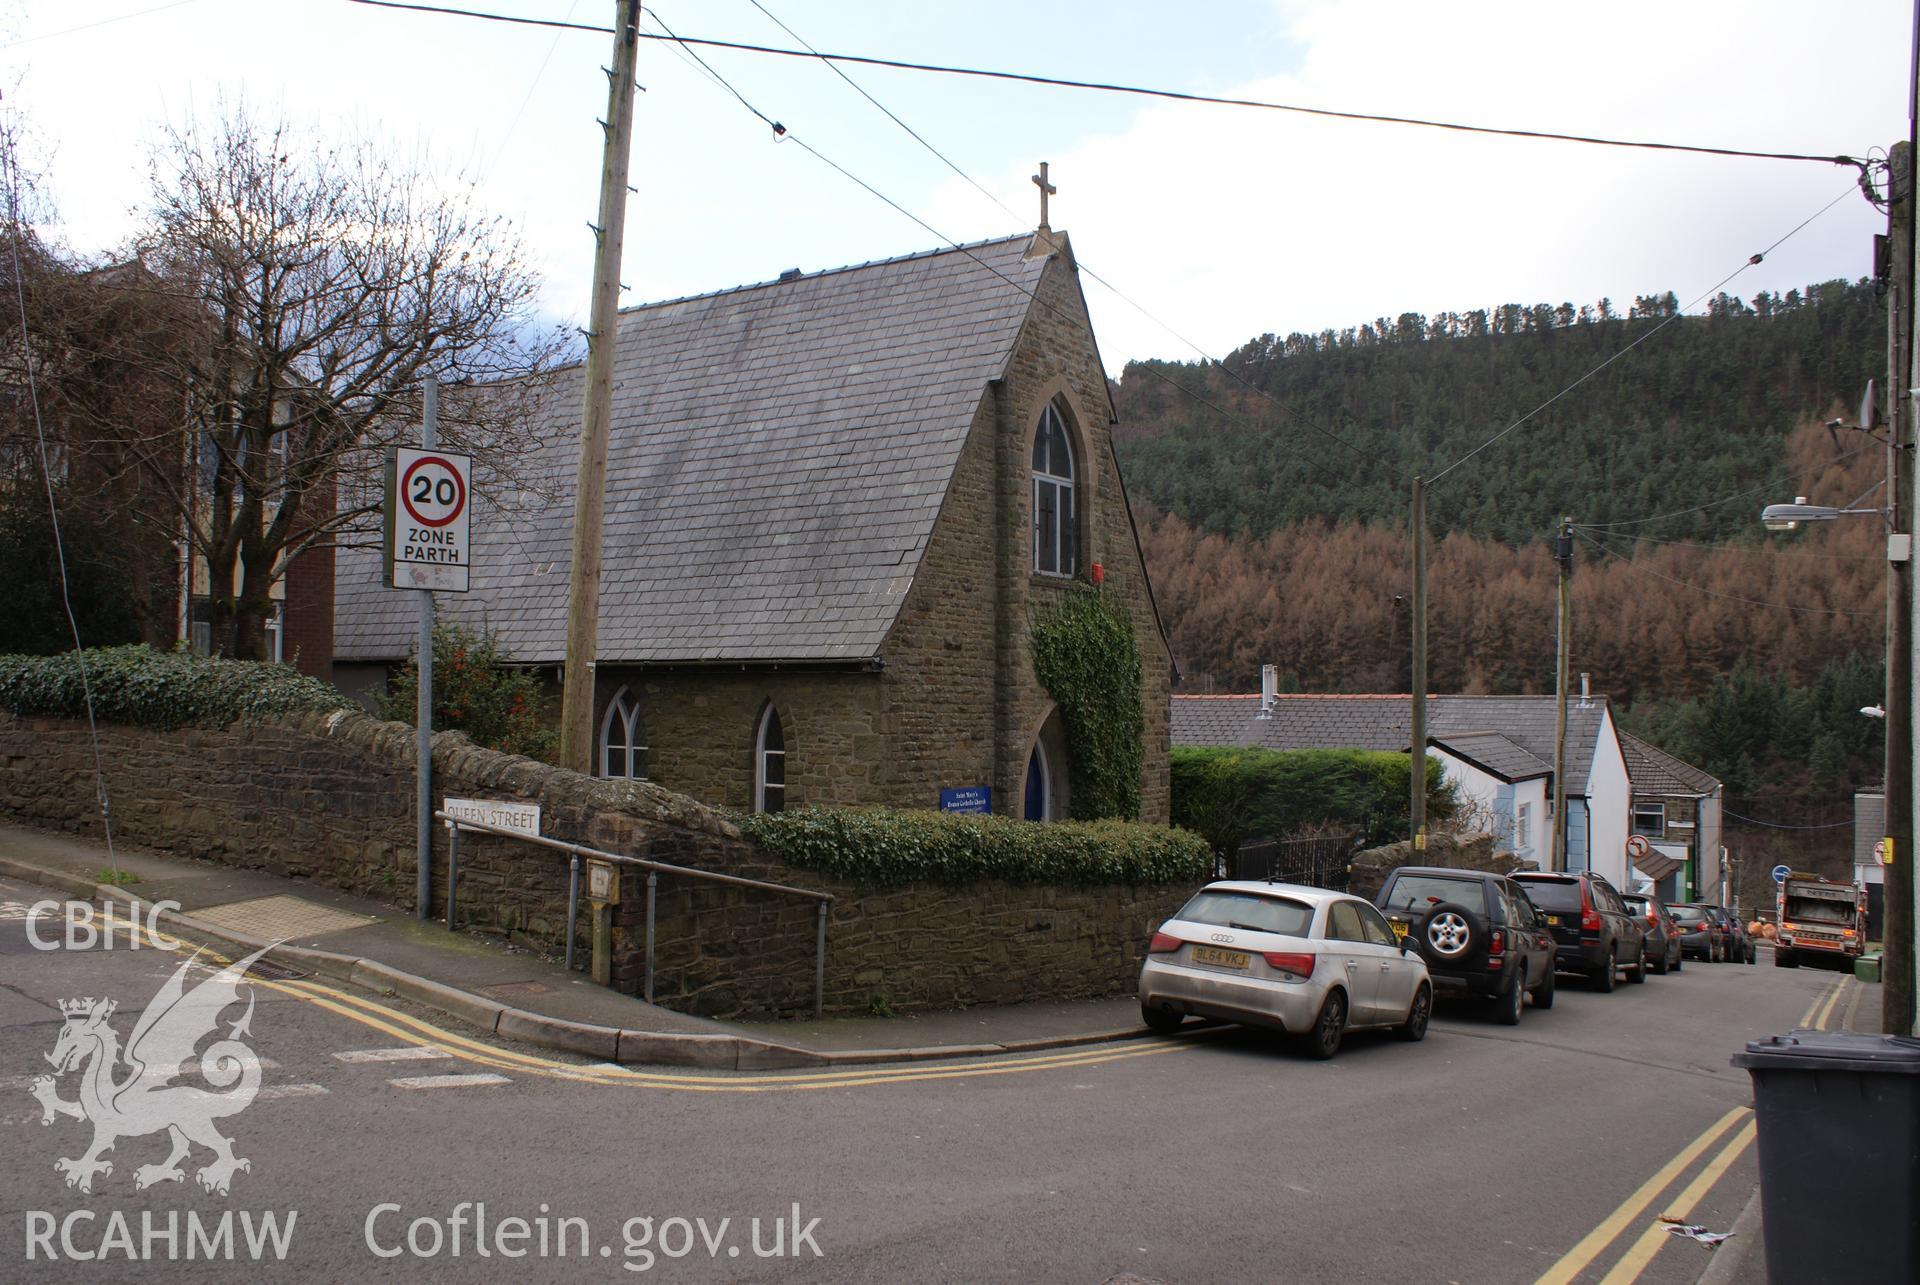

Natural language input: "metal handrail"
[432,810,833,1017]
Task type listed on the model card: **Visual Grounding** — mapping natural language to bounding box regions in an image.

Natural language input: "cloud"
[920,0,1903,371]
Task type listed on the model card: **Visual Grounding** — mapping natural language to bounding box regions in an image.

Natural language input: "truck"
[1773,872,1869,970]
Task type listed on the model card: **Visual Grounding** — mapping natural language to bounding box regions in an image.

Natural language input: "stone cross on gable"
[1032,162,1056,230]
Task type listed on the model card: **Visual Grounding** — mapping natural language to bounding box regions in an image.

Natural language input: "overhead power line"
[1576,440,1883,532]
[0,105,119,870]
[1575,529,1880,618]
[1722,809,1856,831]
[345,0,1870,170]
[1,0,204,48]
[635,6,1368,492]
[1425,181,1862,487]
[1573,527,1883,563]
[735,0,1366,460]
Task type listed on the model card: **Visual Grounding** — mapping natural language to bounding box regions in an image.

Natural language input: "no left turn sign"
[385,446,473,592]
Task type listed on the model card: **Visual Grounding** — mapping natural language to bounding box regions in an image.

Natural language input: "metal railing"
[433,811,834,1017]
[1230,832,1361,890]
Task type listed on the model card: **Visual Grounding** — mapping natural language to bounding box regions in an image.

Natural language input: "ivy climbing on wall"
[1030,586,1144,820]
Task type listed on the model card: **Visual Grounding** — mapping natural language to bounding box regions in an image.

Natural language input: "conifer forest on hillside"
[1114,279,1889,813]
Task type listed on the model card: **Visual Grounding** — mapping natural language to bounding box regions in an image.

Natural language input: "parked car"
[1697,902,1743,960]
[1621,893,1684,974]
[1140,881,1432,1058]
[1374,867,1555,1024]
[1696,904,1756,965]
[1511,871,1649,990]
[1666,903,1717,960]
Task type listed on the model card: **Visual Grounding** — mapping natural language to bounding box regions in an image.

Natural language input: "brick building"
[333,228,1172,822]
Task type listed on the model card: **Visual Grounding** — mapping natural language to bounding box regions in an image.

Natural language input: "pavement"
[0,819,1152,1070]
[1693,941,1885,1285]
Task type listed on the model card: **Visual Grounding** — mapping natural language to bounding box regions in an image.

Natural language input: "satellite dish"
[1861,379,1877,432]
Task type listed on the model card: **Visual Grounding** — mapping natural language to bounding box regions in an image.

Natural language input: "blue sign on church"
[940,787,991,814]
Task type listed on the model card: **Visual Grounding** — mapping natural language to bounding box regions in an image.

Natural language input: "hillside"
[1116,282,1891,801]
[1114,281,1884,545]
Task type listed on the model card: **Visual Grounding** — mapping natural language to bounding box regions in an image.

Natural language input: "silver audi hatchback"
[1139,881,1433,1059]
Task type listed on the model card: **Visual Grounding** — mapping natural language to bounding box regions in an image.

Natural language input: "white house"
[1170,676,1636,885]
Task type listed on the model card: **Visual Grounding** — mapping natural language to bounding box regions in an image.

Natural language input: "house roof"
[1429,730,1553,783]
[334,233,1054,664]
[1618,731,1720,797]
[1169,693,1613,795]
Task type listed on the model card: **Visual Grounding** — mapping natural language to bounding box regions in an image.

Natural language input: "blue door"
[1024,748,1047,821]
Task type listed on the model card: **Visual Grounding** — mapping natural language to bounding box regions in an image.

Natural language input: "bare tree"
[60,107,567,659]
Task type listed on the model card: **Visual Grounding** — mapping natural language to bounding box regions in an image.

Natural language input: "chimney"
[1258,665,1278,719]
[1578,672,1592,708]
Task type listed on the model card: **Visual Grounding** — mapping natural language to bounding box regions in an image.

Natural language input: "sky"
[2,0,1911,374]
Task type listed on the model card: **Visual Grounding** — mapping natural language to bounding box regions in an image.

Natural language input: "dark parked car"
[1375,867,1556,1024]
[1622,893,1683,974]
[1666,903,1717,960]
[1695,904,1755,965]
[1512,871,1649,991]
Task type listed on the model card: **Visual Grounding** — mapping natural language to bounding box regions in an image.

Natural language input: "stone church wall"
[0,711,1192,1018]
[591,667,891,813]
[986,243,1174,824]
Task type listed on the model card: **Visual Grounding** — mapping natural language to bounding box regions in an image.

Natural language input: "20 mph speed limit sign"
[383,446,473,592]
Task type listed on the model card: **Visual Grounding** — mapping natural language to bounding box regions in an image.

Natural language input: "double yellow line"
[1536,975,1851,1284]
[95,904,1198,1093]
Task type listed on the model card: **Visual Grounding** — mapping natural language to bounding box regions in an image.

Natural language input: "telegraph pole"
[559,0,643,774]
[1551,517,1574,872]
[1410,476,1428,847]
[416,381,437,920]
[1893,131,1917,1037]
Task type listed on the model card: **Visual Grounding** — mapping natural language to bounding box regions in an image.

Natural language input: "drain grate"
[242,958,305,982]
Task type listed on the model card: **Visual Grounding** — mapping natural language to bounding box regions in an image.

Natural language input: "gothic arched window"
[1031,403,1077,576]
[599,688,647,780]
[754,704,786,813]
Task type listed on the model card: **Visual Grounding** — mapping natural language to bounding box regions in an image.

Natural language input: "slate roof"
[334,233,1053,664]
[1170,693,1614,795]
[1618,731,1720,797]
[1430,730,1552,783]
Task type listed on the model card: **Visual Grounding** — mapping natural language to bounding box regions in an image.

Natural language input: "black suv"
[1375,867,1556,1024]
[1512,871,1648,992]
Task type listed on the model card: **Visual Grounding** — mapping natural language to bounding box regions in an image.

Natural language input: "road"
[0,871,1854,1283]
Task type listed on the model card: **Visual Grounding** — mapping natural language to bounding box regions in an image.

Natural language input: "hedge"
[0,644,353,731]
[1170,746,1457,855]
[736,807,1211,889]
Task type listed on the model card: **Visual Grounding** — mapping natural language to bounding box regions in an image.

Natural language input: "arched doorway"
[1023,741,1051,821]
[1022,709,1070,822]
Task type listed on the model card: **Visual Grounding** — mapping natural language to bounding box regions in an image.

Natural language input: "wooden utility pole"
[1410,476,1427,847]
[559,0,643,774]
[416,381,438,920]
[1551,517,1574,872]
[1891,137,1917,1039]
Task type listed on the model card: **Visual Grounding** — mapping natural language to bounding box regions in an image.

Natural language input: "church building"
[333,219,1172,823]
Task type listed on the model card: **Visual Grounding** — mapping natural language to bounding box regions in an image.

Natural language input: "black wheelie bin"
[1731,1031,1920,1283]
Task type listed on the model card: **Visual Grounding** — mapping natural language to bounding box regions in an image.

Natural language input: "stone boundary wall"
[0,712,1193,1018]
[1347,831,1522,903]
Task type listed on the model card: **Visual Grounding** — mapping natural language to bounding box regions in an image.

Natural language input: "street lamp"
[1763,480,1910,1036]
[1760,495,1889,532]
